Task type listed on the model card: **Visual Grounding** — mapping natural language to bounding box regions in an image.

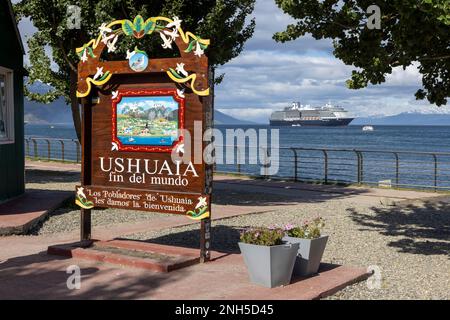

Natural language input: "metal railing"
[25,137,81,163]
[24,138,450,191]
[215,146,450,192]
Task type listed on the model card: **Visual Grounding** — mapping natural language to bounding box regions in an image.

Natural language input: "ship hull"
[270,118,354,127]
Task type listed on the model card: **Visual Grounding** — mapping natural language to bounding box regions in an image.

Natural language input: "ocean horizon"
[25,123,450,153]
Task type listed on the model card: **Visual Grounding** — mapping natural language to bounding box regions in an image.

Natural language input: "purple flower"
[284,223,295,231]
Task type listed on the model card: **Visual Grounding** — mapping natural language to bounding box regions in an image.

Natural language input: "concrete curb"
[0,190,72,236]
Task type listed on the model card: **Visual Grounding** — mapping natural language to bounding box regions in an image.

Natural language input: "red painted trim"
[111,88,185,153]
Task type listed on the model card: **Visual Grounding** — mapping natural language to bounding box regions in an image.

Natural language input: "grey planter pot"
[238,242,299,288]
[282,235,329,277]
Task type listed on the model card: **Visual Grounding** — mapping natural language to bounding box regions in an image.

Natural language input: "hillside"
[24,96,253,125]
[352,113,450,126]
[24,98,73,124]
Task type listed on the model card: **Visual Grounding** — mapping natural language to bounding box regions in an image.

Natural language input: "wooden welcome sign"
[75,16,213,261]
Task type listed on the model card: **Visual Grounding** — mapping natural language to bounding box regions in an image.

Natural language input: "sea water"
[25,124,450,189]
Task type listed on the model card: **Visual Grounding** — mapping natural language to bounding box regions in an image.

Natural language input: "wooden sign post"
[75,16,213,262]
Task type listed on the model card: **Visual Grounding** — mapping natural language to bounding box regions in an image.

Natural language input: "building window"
[0,66,14,144]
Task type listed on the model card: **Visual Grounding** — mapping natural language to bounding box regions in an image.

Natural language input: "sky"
[16,0,450,124]
[214,1,450,123]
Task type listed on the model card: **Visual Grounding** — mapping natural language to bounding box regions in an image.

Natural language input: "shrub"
[285,217,325,239]
[240,228,284,246]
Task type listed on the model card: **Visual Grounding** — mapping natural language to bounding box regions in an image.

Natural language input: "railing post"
[32,139,38,160]
[25,139,30,158]
[45,139,51,161]
[291,148,298,181]
[59,140,65,162]
[394,152,399,187]
[75,140,81,163]
[355,151,361,184]
[322,149,328,183]
[360,151,364,183]
[260,146,268,178]
[236,146,241,174]
[433,154,437,191]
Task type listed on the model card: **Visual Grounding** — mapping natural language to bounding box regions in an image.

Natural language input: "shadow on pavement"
[212,179,370,206]
[122,225,244,254]
[0,249,185,299]
[26,169,80,184]
[348,199,450,256]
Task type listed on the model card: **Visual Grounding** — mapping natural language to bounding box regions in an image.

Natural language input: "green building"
[0,0,25,202]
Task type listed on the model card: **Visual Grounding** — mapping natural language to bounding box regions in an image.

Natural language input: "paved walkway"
[0,190,72,236]
[25,160,81,173]
[0,160,445,299]
[0,250,369,299]
[2,161,443,261]
[214,176,445,203]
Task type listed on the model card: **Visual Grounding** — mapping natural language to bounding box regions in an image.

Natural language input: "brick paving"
[0,160,445,299]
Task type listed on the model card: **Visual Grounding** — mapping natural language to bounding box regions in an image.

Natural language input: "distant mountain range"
[23,82,450,126]
[25,100,450,126]
[352,113,450,126]
[24,98,253,125]
[214,110,256,125]
[24,98,73,124]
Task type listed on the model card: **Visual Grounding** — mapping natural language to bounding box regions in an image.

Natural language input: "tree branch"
[58,40,77,73]
[421,55,450,61]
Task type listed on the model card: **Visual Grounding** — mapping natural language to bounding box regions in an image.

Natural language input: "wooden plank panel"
[89,73,206,194]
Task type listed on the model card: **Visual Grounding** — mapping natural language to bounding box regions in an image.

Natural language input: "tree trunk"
[210,66,215,125]
[69,70,82,142]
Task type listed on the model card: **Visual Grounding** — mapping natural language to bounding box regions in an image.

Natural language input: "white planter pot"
[282,235,329,277]
[238,242,299,288]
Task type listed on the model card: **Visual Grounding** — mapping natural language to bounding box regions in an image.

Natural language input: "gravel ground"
[25,168,450,299]
[31,202,168,236]
[26,169,169,235]
[126,198,450,300]
[26,169,301,235]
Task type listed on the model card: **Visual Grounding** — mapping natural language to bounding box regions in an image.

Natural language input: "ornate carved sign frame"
[75,15,213,262]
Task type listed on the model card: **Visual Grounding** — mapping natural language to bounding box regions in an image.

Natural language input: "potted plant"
[238,228,299,288]
[283,217,328,277]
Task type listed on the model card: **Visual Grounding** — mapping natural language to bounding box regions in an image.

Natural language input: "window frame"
[0,66,15,145]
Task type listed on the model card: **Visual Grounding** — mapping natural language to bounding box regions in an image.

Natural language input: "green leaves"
[97,71,110,82]
[184,39,208,53]
[168,68,184,79]
[274,0,450,106]
[184,40,196,53]
[121,15,156,38]
[285,217,325,239]
[14,0,257,140]
[240,228,284,246]
[144,20,156,34]
[122,20,135,36]
[134,15,144,32]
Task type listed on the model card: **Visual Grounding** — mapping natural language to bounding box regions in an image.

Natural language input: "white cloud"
[218,108,273,124]
[16,0,450,123]
[214,2,450,123]
[243,0,333,53]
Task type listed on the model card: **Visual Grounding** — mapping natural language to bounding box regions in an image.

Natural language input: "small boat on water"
[362,125,374,132]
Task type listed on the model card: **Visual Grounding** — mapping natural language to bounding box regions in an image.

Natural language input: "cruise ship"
[270,102,354,127]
